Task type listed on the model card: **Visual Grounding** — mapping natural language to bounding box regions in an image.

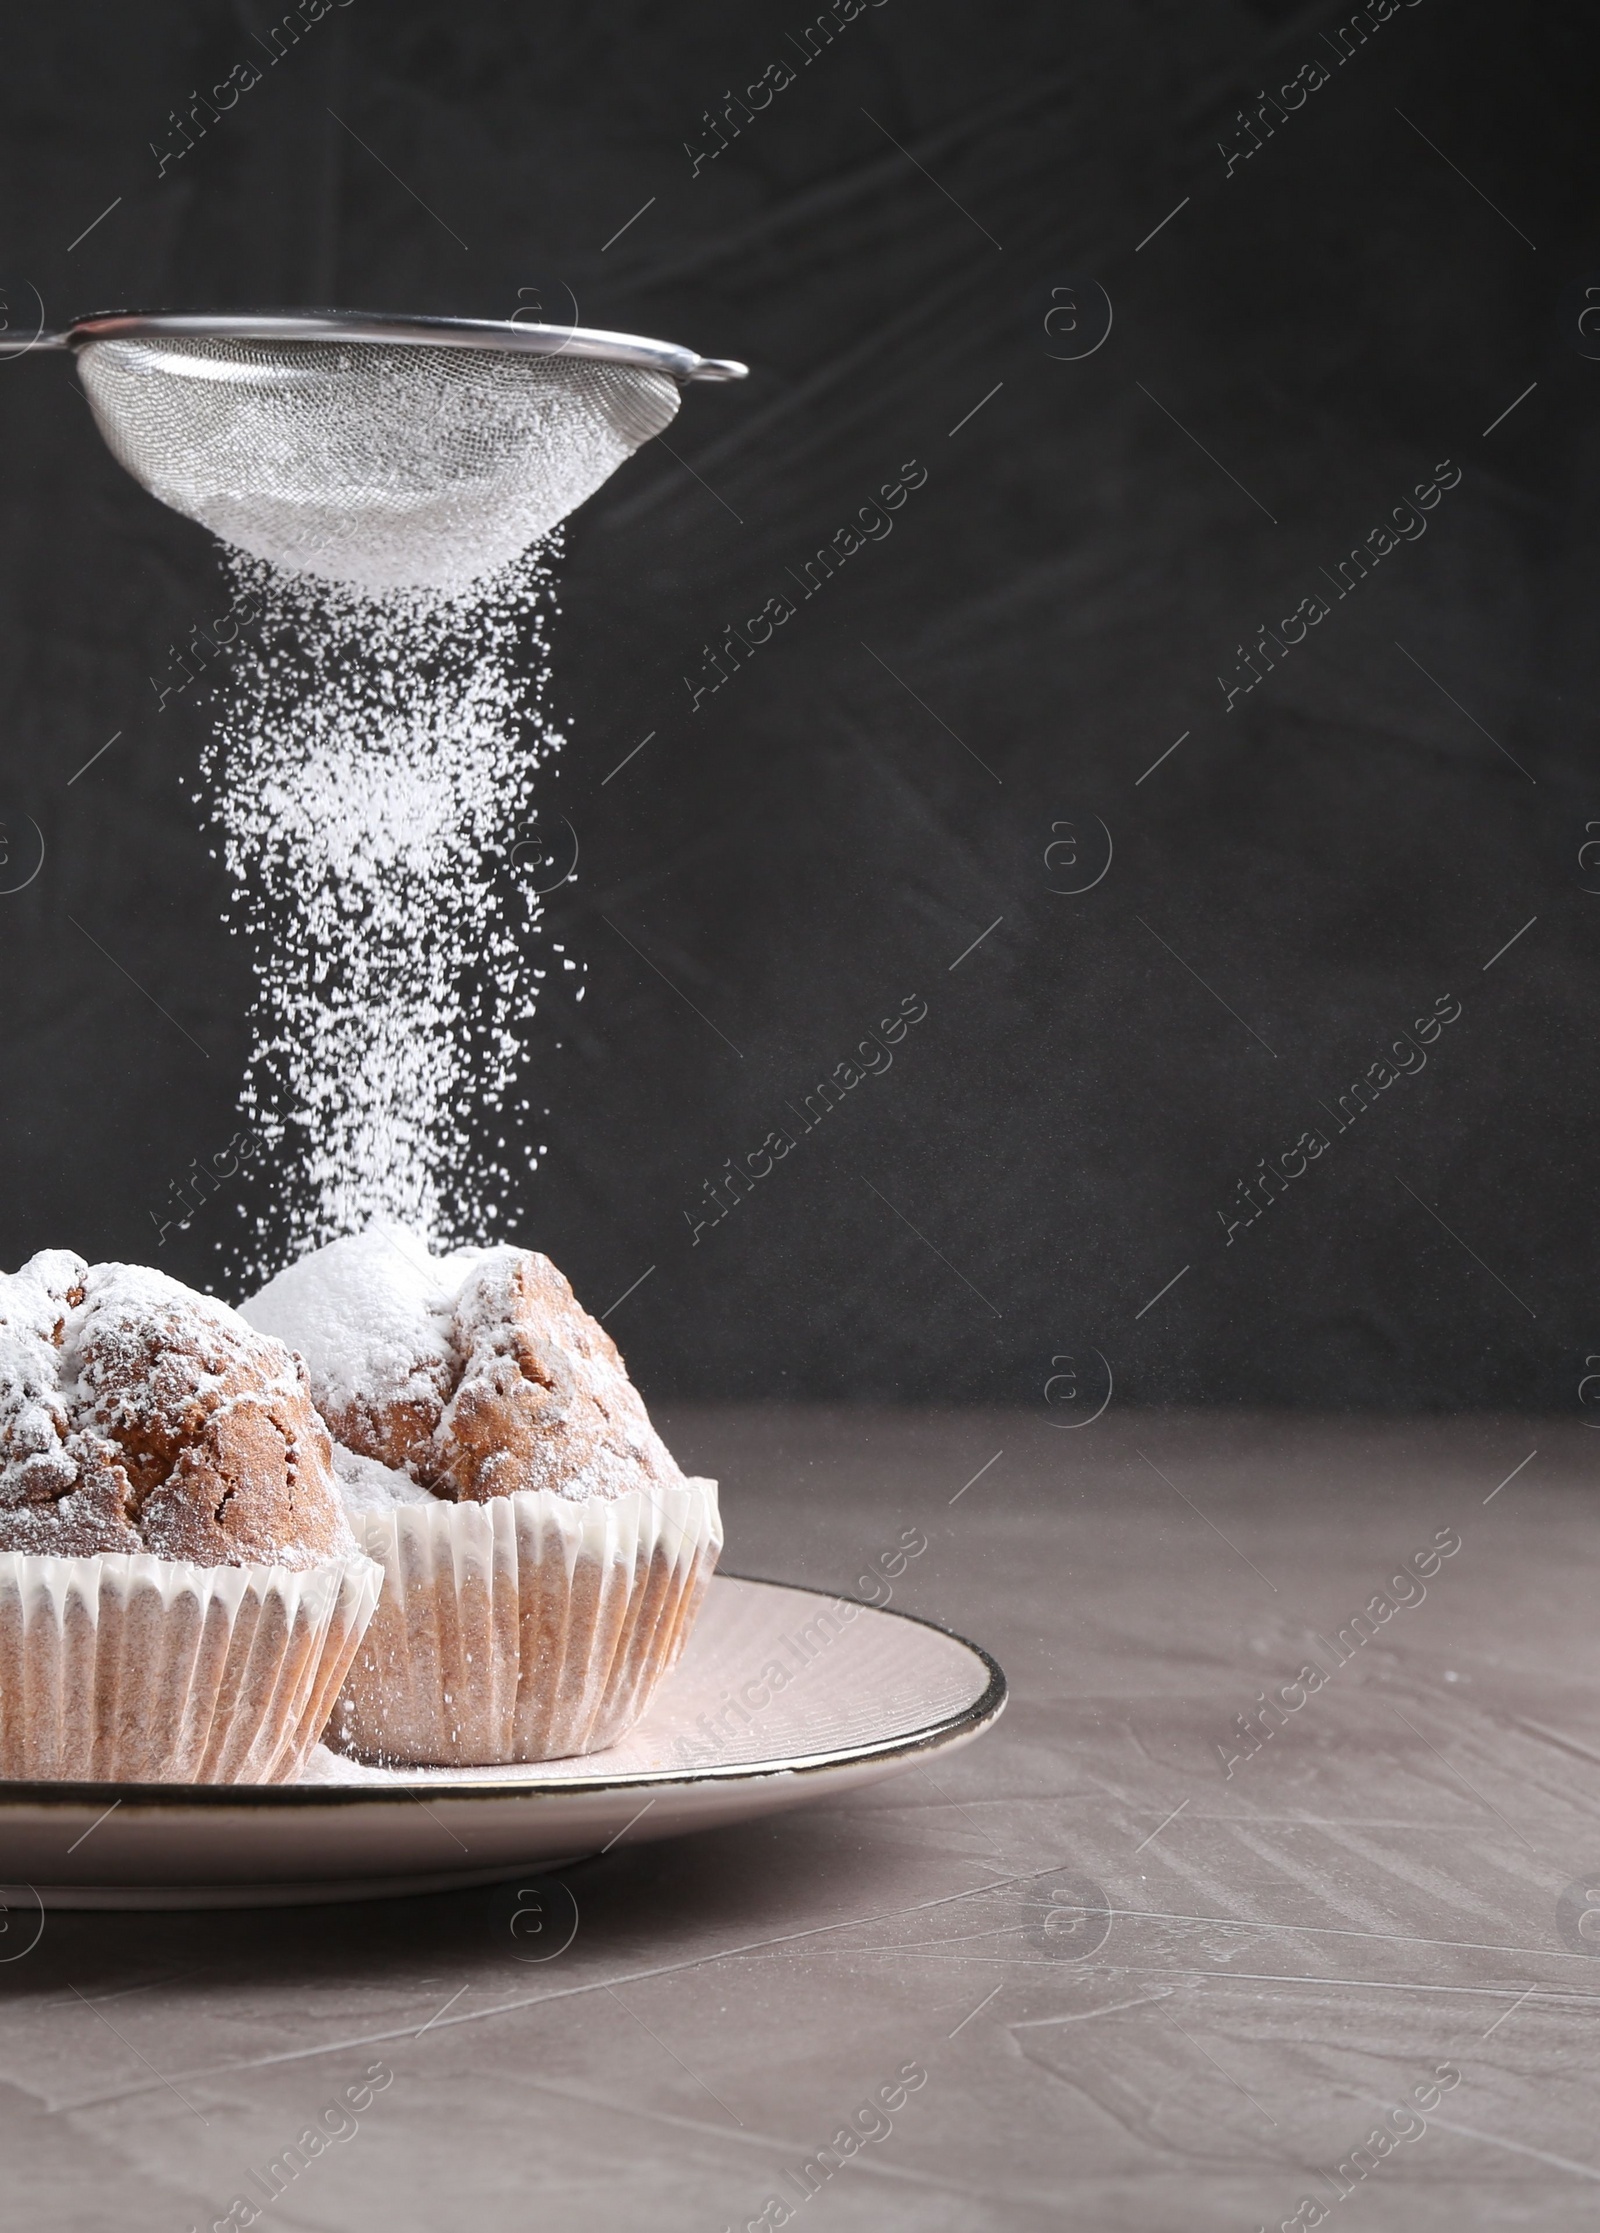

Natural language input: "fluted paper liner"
[334,1478,721,1765]
[0,1550,382,1784]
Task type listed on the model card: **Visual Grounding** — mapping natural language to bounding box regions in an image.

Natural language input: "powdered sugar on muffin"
[243,1227,466,1475]
[0,1249,134,1556]
[246,1230,701,1508]
[0,1251,356,1569]
[330,1442,436,1515]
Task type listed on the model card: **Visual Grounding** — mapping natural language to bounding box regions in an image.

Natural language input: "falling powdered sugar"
[199,542,576,1286]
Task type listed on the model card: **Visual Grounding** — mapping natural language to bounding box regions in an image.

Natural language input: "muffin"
[0,1251,381,1782]
[243,1228,720,1764]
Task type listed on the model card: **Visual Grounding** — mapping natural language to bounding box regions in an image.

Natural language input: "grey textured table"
[4,1408,1598,2231]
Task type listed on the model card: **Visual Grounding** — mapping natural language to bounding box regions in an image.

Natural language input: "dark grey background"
[0,0,1593,1412]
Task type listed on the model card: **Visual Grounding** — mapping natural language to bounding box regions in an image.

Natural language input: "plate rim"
[0,1573,1006,1811]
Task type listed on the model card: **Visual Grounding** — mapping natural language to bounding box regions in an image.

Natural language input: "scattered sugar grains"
[199,540,581,1286]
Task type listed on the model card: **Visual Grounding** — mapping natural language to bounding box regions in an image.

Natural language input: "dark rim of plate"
[0,1574,1007,1809]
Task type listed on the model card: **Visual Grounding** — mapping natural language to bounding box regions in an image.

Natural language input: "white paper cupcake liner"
[334,1478,721,1765]
[0,1550,382,1784]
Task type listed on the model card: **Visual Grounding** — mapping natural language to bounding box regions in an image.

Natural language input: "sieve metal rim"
[36,308,748,384]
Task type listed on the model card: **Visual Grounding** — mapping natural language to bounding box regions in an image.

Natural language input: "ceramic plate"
[0,1576,1004,1910]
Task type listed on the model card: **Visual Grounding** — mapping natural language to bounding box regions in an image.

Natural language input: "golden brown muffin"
[430,1248,682,1503]
[244,1229,719,1765]
[0,1251,354,1569]
[244,1229,692,1508]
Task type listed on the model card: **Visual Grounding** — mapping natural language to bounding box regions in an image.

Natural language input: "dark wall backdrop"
[0,0,1596,1413]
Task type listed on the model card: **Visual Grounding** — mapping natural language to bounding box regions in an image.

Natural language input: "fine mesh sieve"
[38,310,747,594]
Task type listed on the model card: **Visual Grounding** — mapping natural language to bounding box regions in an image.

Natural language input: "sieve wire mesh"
[78,335,681,594]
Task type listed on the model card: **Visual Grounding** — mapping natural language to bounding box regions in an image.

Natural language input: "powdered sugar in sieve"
[78,337,680,595]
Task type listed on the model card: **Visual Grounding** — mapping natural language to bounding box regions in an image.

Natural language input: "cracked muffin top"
[0,1251,357,1568]
[243,1227,706,1507]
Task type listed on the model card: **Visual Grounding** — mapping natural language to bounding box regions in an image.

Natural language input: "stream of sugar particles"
[199,542,570,1286]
